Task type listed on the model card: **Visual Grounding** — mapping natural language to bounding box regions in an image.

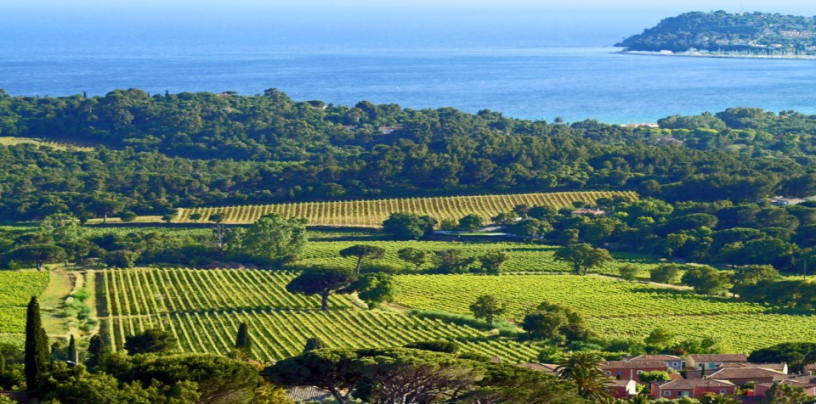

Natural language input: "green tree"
[124,329,178,355]
[238,214,308,264]
[509,218,552,243]
[210,213,226,224]
[340,245,386,274]
[382,212,436,240]
[89,194,126,224]
[553,243,614,275]
[86,334,108,370]
[104,250,138,269]
[618,264,639,281]
[458,214,484,231]
[67,334,77,365]
[433,249,476,274]
[189,213,203,223]
[302,338,326,353]
[765,382,810,403]
[523,311,568,340]
[491,211,519,225]
[638,370,670,383]
[650,264,681,284]
[355,273,396,309]
[556,352,614,403]
[397,248,428,271]
[513,204,530,218]
[682,266,731,295]
[478,251,510,275]
[8,244,67,271]
[235,323,251,357]
[25,296,49,389]
[39,213,82,244]
[286,266,359,311]
[469,295,507,328]
[644,328,674,347]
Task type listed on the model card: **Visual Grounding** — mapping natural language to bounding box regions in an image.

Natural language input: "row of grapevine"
[108,308,540,364]
[175,191,638,225]
[103,268,355,316]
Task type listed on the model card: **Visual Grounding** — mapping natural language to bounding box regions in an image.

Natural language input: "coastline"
[620,50,816,61]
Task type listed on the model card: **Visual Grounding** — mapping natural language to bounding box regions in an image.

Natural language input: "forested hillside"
[0,89,814,221]
[618,11,816,54]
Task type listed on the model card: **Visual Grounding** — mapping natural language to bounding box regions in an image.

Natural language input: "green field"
[101,268,540,363]
[393,274,816,353]
[0,271,50,335]
[296,240,660,277]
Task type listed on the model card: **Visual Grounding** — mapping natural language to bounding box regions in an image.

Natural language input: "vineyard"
[0,271,50,335]
[296,240,659,276]
[394,274,816,353]
[100,268,540,363]
[175,191,638,226]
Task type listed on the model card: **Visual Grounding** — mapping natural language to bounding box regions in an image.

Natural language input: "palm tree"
[628,394,651,404]
[556,352,615,403]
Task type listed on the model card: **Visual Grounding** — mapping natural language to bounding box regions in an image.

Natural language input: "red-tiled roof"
[708,367,786,381]
[602,361,670,369]
[688,354,748,363]
[718,363,786,372]
[628,355,682,362]
[518,363,559,373]
[656,379,735,389]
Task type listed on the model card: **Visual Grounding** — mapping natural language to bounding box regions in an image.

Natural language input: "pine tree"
[67,335,77,366]
[25,297,49,390]
[234,322,251,356]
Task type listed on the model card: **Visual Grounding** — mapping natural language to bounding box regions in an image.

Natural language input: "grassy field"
[174,191,638,226]
[295,240,661,277]
[100,268,541,363]
[393,274,816,353]
[0,136,94,151]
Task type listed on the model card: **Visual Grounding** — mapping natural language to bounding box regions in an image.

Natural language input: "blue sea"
[2,5,816,124]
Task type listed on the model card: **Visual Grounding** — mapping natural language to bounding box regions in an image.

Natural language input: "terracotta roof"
[669,373,684,380]
[687,354,747,363]
[756,376,816,389]
[609,379,635,387]
[656,379,735,389]
[719,363,786,372]
[628,355,682,362]
[518,363,559,373]
[602,361,670,369]
[708,367,786,380]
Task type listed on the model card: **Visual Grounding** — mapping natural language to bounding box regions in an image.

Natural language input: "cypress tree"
[234,322,251,355]
[25,297,49,390]
[67,335,77,365]
[86,334,107,369]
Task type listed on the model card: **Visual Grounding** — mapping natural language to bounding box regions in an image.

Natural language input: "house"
[686,354,748,371]
[707,366,787,386]
[626,354,684,371]
[609,379,638,399]
[718,363,788,374]
[755,377,816,398]
[602,361,670,381]
[650,380,737,399]
[518,363,559,375]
